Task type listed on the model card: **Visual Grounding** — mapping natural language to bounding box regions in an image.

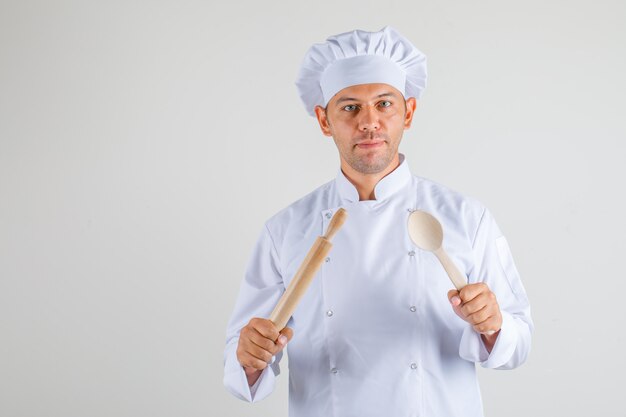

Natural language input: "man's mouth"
[355,140,385,149]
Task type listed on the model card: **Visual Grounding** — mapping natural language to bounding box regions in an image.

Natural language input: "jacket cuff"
[479,311,518,368]
[458,311,517,368]
[223,340,278,402]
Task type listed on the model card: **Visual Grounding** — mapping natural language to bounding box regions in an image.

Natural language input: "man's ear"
[403,97,417,129]
[314,105,333,137]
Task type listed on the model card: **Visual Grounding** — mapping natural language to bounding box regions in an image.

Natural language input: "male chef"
[224,26,532,417]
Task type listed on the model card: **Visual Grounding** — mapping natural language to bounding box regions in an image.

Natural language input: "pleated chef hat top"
[295,26,427,116]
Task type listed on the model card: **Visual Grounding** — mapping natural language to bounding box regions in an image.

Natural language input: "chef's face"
[315,83,416,175]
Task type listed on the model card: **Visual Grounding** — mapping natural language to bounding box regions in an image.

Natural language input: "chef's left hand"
[448,283,502,351]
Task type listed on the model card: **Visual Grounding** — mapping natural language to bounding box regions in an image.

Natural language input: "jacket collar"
[335,153,412,203]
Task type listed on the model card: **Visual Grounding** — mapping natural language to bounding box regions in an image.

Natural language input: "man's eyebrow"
[334,92,397,105]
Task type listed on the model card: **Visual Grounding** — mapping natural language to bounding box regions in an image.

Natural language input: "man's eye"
[379,100,392,107]
[343,104,358,111]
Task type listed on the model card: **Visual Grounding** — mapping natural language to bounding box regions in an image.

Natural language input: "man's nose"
[358,106,380,131]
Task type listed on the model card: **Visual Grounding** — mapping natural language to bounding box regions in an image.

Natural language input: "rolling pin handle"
[324,208,348,240]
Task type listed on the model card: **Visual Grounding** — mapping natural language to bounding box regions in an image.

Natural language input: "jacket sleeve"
[223,223,286,402]
[458,208,534,369]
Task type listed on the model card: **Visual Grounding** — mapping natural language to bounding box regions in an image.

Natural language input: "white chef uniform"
[223,154,533,417]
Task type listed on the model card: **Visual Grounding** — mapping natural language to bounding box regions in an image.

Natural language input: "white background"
[1,1,625,416]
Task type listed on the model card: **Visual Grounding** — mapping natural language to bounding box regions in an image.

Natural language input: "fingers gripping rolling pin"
[269,208,348,330]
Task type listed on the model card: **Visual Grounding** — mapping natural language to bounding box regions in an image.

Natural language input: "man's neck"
[341,154,401,201]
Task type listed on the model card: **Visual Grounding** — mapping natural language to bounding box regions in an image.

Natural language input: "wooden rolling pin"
[269,208,348,330]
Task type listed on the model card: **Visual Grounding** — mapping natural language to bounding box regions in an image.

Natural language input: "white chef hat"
[295,26,427,116]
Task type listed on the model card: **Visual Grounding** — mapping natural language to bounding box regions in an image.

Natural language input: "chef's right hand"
[236,318,293,385]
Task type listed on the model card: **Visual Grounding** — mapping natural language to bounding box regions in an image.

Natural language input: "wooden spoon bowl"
[407,210,467,290]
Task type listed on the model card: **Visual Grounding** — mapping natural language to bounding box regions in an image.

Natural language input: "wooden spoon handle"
[434,247,467,290]
[434,249,496,335]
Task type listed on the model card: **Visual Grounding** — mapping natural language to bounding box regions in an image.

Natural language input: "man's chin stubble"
[347,153,394,175]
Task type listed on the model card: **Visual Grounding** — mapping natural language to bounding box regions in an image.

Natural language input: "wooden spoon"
[408,210,497,336]
[407,210,467,290]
